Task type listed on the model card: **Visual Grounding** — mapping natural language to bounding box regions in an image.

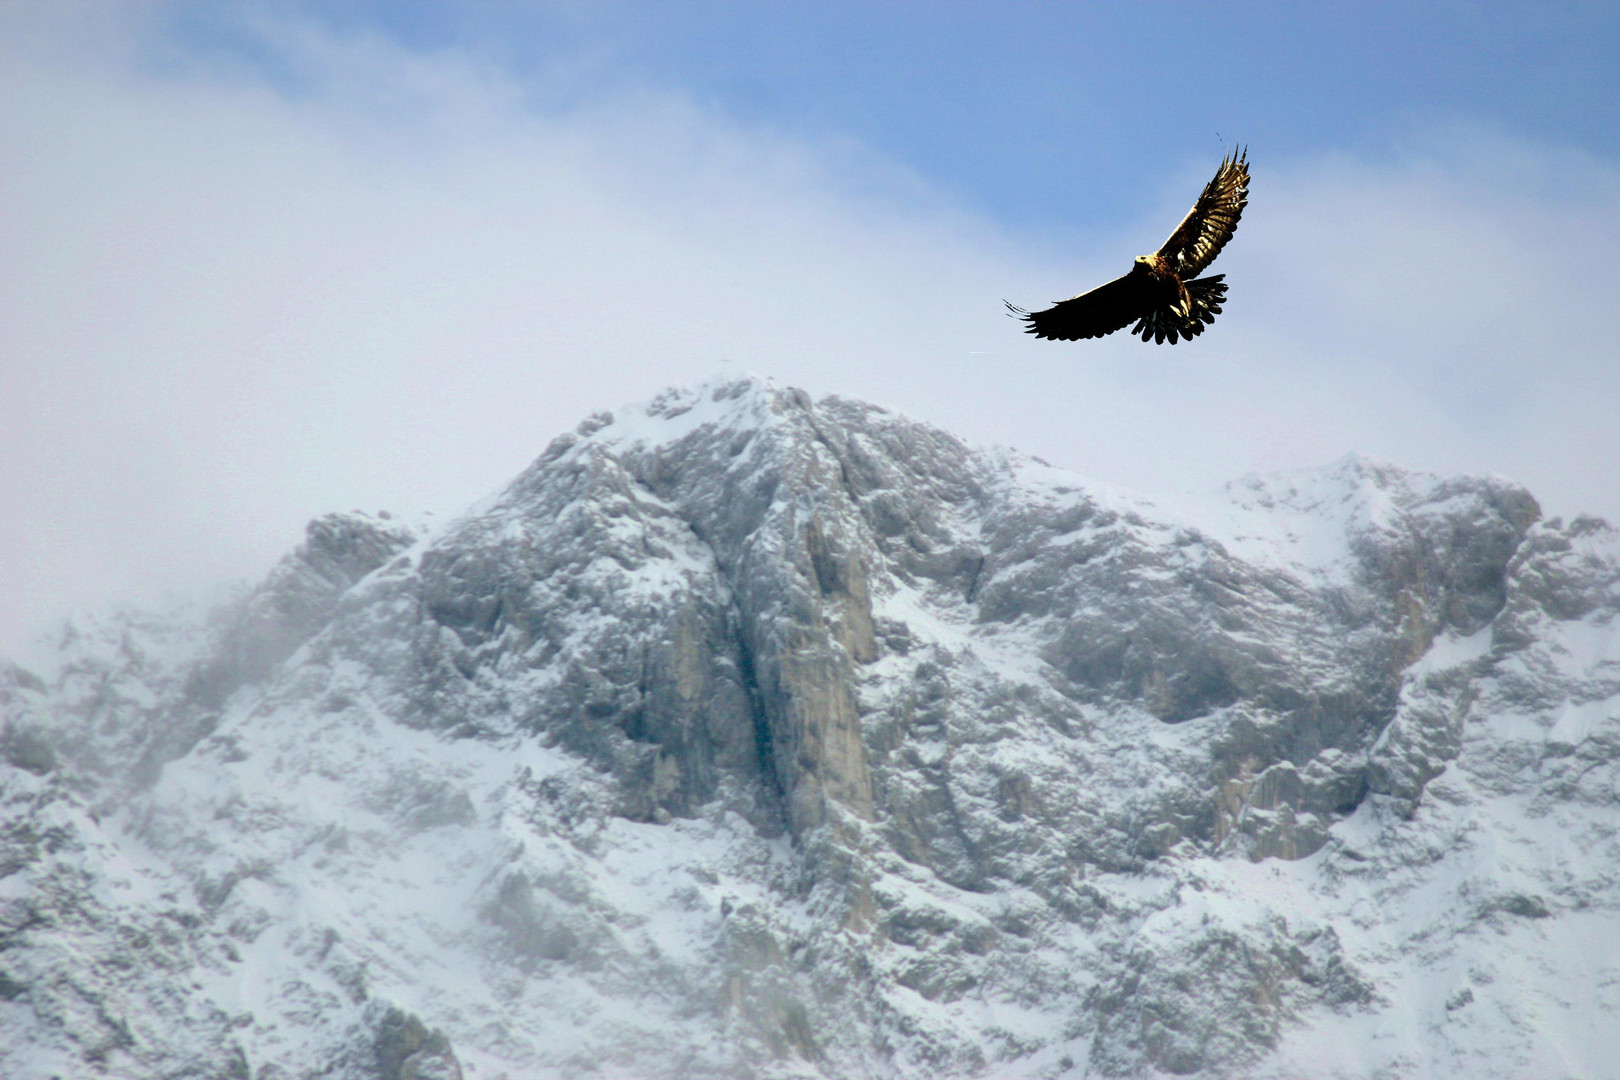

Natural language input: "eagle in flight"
[1009,149,1249,344]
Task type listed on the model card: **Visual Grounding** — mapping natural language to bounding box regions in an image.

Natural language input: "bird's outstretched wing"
[1156,148,1248,279]
[1007,271,1156,341]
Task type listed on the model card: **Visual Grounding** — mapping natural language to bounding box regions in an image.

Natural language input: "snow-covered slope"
[3,378,1617,1079]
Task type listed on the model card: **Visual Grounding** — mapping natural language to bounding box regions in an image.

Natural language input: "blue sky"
[165,0,1620,239]
[2,1,1619,657]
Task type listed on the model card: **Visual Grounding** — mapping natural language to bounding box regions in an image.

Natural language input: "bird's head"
[1133,255,1152,268]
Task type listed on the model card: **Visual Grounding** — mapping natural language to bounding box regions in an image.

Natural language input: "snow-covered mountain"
[3,377,1617,1079]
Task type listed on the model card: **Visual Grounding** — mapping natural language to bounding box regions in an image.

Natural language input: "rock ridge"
[2,377,1617,1079]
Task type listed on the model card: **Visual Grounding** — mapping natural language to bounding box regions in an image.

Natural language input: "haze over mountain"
[6,3,1620,665]
[3,379,1617,1078]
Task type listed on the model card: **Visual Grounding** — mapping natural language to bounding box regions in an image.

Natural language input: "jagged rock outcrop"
[1,511,418,796]
[2,378,1617,1079]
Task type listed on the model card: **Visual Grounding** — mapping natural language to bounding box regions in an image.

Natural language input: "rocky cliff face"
[3,378,1617,1079]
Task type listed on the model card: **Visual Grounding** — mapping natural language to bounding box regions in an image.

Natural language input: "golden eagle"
[1009,149,1249,344]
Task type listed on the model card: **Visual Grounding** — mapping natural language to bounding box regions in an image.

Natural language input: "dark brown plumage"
[1009,149,1249,344]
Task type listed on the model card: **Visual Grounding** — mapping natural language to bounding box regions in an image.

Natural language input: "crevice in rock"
[733,608,787,815]
[963,554,986,603]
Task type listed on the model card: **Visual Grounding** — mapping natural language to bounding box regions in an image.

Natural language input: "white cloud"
[2,5,1617,657]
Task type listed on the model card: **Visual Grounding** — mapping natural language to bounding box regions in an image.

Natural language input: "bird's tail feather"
[1133,274,1228,345]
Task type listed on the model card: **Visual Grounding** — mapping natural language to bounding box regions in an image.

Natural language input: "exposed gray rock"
[202,511,419,705]
[373,1004,464,1080]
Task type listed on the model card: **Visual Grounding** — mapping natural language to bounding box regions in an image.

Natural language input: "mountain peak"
[3,385,1617,1079]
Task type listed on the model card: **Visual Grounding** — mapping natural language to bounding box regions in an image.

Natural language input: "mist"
[4,5,1618,659]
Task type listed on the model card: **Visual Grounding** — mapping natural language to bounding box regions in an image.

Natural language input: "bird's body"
[1011,149,1249,344]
